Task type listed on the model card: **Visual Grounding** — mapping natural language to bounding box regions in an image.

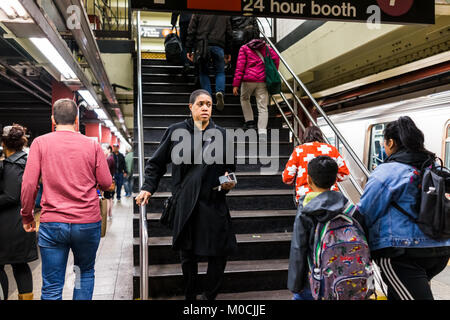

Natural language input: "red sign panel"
[187,0,241,11]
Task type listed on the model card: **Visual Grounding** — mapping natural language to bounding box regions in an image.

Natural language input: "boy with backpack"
[287,156,374,300]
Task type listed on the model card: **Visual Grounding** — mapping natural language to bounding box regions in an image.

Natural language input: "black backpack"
[393,157,450,240]
[164,27,183,65]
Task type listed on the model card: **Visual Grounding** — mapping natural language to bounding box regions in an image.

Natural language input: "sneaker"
[243,120,256,130]
[259,133,267,142]
[216,92,225,111]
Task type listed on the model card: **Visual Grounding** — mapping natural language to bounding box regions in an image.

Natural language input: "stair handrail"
[136,10,149,300]
[257,25,371,182]
[276,71,365,196]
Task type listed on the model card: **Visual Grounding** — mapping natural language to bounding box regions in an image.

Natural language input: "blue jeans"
[114,173,124,200]
[199,46,225,95]
[123,177,131,197]
[292,288,314,300]
[38,221,101,300]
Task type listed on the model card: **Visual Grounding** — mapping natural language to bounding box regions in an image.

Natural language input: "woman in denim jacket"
[358,116,450,300]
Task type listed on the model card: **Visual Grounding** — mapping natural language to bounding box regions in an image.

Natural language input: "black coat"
[113,152,127,175]
[141,118,237,256]
[186,14,233,54]
[0,151,38,265]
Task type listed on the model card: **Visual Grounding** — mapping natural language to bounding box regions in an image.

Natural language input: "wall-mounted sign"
[131,0,434,25]
[140,25,179,38]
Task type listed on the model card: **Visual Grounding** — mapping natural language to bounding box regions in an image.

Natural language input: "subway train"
[318,90,450,175]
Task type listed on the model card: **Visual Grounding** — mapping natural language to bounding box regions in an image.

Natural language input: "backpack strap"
[343,202,357,217]
[391,201,418,223]
[254,48,265,64]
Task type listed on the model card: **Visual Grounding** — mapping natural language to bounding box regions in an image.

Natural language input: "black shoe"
[243,120,256,130]
[198,293,208,300]
[181,64,189,77]
[216,92,225,111]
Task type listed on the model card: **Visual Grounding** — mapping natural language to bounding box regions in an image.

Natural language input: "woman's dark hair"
[2,124,27,152]
[383,116,433,156]
[302,126,326,144]
[189,89,212,104]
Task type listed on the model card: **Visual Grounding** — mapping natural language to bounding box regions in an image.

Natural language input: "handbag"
[165,26,183,65]
[160,164,202,228]
[100,198,108,237]
[254,46,281,95]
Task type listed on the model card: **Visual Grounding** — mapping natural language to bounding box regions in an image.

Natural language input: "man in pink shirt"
[21,99,112,300]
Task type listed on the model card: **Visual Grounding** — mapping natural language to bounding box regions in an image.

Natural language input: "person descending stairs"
[132,58,297,299]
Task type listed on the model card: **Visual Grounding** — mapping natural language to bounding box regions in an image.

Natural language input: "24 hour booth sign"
[131,0,435,25]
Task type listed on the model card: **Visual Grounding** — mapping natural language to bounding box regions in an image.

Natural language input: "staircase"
[132,59,297,299]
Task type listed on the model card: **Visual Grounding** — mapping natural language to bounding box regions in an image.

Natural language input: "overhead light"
[0,0,28,19]
[104,120,113,127]
[94,108,108,120]
[29,37,77,80]
[78,89,98,108]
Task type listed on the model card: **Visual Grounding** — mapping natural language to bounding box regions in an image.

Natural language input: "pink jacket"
[232,39,280,88]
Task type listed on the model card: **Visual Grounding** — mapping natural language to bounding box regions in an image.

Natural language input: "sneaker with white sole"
[216,92,224,111]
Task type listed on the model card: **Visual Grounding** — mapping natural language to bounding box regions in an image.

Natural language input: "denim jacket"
[357,161,450,251]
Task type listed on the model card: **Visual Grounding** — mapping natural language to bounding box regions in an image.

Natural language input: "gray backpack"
[308,203,375,300]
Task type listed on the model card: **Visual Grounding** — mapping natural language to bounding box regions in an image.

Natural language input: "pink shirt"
[21,130,112,225]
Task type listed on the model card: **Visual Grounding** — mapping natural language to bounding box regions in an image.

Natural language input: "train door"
[445,120,450,169]
[368,123,387,171]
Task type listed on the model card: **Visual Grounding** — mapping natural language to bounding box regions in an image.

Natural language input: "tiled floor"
[5,197,134,300]
[4,196,450,300]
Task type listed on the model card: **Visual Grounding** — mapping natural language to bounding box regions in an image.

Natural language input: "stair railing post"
[293,81,299,142]
[136,10,149,300]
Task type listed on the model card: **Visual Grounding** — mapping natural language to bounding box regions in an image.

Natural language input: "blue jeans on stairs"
[198,45,225,96]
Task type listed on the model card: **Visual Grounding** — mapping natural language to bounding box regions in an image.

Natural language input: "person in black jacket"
[112,143,127,202]
[230,16,260,70]
[0,124,38,300]
[186,15,233,111]
[171,11,192,72]
[135,89,237,300]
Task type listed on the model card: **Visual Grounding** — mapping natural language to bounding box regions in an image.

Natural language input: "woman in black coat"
[136,89,237,300]
[0,124,38,300]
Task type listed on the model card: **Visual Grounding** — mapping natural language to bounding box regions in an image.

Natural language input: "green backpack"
[255,46,281,95]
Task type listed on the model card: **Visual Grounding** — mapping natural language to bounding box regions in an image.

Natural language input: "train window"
[325,135,343,154]
[445,123,450,169]
[368,123,387,171]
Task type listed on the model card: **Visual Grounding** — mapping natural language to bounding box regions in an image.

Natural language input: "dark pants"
[0,263,33,299]
[375,255,449,300]
[114,173,124,200]
[180,250,227,300]
[179,21,191,67]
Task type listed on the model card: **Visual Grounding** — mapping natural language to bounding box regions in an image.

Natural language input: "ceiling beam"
[16,0,130,142]
[0,58,52,100]
[0,70,51,105]
[52,0,121,110]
